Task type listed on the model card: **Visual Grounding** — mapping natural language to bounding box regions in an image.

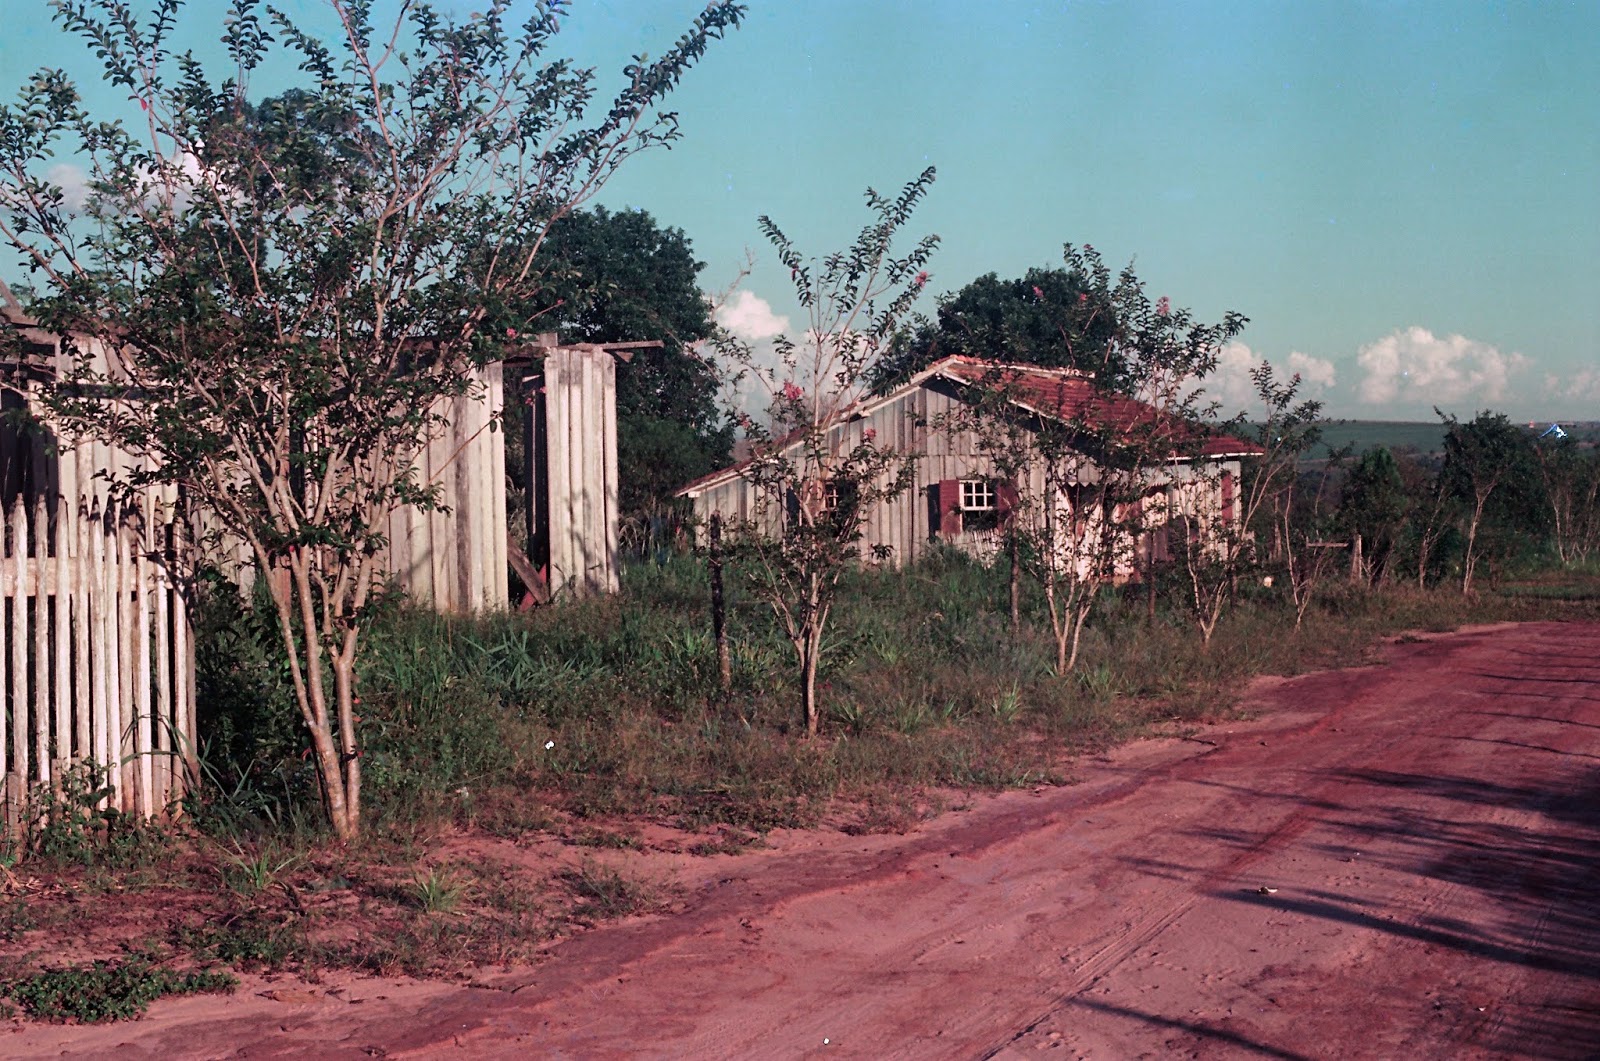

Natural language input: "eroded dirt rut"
[15,622,1600,1059]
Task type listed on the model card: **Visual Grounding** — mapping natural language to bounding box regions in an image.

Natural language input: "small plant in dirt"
[22,763,163,870]
[6,960,236,1023]
[218,843,306,899]
[568,829,644,851]
[562,861,663,923]
[177,911,303,972]
[407,867,468,916]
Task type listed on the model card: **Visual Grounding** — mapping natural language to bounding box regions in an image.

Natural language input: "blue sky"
[4,1,1597,421]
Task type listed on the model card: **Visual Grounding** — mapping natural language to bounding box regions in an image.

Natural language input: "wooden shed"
[677,356,1263,570]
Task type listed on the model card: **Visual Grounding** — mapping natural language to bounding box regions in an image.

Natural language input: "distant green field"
[1312,421,1448,457]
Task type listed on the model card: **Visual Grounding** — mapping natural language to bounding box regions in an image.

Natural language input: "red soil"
[10,621,1600,1059]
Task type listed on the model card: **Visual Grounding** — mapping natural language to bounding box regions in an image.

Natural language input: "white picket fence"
[0,493,195,827]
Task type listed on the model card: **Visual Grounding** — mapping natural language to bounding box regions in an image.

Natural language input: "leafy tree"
[1533,435,1600,568]
[947,245,1241,670]
[1440,411,1542,593]
[1338,446,1409,583]
[869,260,1122,391]
[718,168,937,737]
[0,0,744,837]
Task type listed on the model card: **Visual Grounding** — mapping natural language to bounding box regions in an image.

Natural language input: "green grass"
[179,547,1600,854]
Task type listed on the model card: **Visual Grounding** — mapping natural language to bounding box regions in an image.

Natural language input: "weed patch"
[562,861,663,923]
[6,960,236,1023]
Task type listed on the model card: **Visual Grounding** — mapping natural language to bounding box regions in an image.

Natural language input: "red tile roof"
[934,358,1264,459]
[676,356,1262,496]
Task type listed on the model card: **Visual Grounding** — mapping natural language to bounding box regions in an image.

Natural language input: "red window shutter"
[937,478,962,537]
[1221,471,1235,523]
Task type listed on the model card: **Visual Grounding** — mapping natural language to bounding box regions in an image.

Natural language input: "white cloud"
[1198,342,1334,415]
[1205,340,1264,414]
[714,290,788,342]
[1545,369,1600,404]
[45,163,91,211]
[1356,326,1527,408]
[1287,351,1336,391]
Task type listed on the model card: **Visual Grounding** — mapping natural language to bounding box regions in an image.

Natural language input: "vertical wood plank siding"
[532,347,619,597]
[378,361,509,612]
[686,383,1003,567]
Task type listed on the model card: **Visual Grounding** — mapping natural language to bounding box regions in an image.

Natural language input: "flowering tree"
[718,169,937,736]
[952,244,1254,663]
[0,0,744,837]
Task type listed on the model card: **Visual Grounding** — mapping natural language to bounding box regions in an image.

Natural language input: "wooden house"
[677,356,1263,571]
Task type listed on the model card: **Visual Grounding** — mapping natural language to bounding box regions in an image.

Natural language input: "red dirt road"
[14,621,1600,1059]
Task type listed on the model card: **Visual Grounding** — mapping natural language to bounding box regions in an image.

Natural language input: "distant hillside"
[1299,419,1600,459]
[1311,421,1448,457]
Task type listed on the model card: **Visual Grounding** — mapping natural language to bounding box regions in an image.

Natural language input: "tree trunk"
[802,625,822,737]
[272,562,360,839]
[1462,497,1486,595]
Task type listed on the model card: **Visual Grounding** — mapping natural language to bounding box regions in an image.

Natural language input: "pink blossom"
[913,270,928,288]
[506,327,519,339]
[781,380,804,401]
[1078,293,1088,304]
[863,428,877,442]
[1156,296,1170,316]
[1032,285,1044,299]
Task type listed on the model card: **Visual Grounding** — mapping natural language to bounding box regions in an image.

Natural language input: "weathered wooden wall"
[529,346,618,597]
[684,379,1004,566]
[383,363,509,611]
[683,377,1245,571]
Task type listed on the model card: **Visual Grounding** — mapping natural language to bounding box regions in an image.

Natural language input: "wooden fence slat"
[12,499,29,786]
[174,516,195,789]
[33,496,48,788]
[134,516,153,816]
[91,499,108,786]
[74,498,90,765]
[98,501,120,805]
[113,508,131,809]
[53,494,70,770]
[154,512,172,804]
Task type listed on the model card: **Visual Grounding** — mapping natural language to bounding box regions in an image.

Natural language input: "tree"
[1179,362,1322,647]
[1440,411,1540,593]
[868,261,1123,392]
[945,246,1207,671]
[0,0,745,837]
[1533,435,1600,568]
[1338,446,1409,584]
[494,205,730,522]
[718,168,937,737]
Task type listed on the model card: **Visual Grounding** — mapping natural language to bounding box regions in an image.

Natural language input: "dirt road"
[14,622,1600,1059]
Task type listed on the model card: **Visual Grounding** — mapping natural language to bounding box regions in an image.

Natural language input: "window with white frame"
[960,478,999,531]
